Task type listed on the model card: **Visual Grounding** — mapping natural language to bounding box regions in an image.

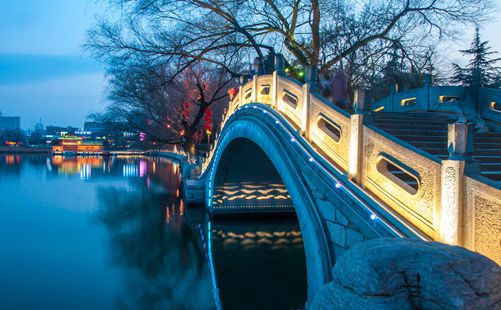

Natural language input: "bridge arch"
[205,113,333,300]
[201,103,431,303]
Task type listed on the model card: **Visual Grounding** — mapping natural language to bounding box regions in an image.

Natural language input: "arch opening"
[206,117,334,302]
[212,138,294,215]
[210,137,308,308]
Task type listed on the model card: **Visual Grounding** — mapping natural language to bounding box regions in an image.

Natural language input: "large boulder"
[311,238,501,309]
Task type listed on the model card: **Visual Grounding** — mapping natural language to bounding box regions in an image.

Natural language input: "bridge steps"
[372,112,501,183]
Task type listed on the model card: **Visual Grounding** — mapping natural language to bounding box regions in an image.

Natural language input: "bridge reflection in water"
[206,219,307,310]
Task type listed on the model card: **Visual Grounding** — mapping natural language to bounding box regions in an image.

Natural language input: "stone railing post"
[440,121,478,246]
[238,75,247,107]
[272,71,279,110]
[253,57,262,76]
[272,54,285,111]
[252,74,258,103]
[274,54,285,76]
[302,65,319,140]
[424,74,432,112]
[237,84,244,110]
[302,83,312,139]
[349,89,367,183]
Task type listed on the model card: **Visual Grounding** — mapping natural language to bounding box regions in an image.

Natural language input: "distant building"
[0,116,21,131]
[45,125,79,136]
[84,122,106,135]
[34,118,44,134]
[52,135,103,154]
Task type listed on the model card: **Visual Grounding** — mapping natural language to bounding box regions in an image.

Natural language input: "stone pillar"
[424,74,432,112]
[253,57,262,76]
[228,98,234,116]
[304,65,319,92]
[239,75,249,85]
[389,83,397,112]
[349,89,367,183]
[274,54,285,76]
[353,89,366,113]
[238,84,244,109]
[440,121,477,246]
[302,83,312,139]
[424,74,432,86]
[349,114,364,183]
[252,74,258,103]
[441,160,465,245]
[301,65,319,139]
[272,71,279,110]
[447,121,480,174]
[447,121,474,161]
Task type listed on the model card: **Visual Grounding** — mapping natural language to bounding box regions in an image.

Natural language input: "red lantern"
[204,109,212,133]
[228,87,238,100]
[183,102,190,119]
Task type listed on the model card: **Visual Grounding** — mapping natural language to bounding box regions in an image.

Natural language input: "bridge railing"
[372,84,501,125]
[201,69,500,264]
[479,87,501,124]
[372,85,465,113]
[463,175,501,264]
[360,125,442,239]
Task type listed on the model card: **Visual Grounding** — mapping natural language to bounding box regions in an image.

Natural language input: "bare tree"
[92,59,233,153]
[86,0,492,149]
[88,0,492,76]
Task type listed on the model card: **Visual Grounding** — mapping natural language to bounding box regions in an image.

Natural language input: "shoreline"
[0,147,187,161]
[0,146,51,153]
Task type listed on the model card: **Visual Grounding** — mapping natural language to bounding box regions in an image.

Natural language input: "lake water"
[0,155,307,310]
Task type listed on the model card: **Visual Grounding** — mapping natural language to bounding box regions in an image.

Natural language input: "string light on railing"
[290,138,296,142]
[335,182,342,189]
[275,120,279,124]
[309,157,314,162]
[370,214,377,220]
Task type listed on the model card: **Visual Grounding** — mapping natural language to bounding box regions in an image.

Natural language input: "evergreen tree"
[451,27,501,88]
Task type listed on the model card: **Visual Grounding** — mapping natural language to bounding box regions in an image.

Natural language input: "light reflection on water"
[0,154,306,310]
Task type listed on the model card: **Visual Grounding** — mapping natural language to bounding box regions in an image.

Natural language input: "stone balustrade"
[201,70,501,265]
[372,83,501,125]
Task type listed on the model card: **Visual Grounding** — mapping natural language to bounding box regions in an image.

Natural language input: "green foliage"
[451,28,501,88]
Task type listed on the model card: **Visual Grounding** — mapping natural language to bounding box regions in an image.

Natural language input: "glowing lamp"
[228,88,238,99]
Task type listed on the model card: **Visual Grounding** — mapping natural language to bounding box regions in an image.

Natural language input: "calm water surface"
[0,155,307,310]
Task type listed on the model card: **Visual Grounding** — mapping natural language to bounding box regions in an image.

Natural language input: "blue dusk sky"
[0,1,500,130]
[0,0,106,129]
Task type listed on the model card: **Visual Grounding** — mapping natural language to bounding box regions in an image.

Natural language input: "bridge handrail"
[204,103,430,241]
[371,84,501,123]
[201,71,501,265]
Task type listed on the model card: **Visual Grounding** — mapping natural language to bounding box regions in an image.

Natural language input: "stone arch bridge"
[186,66,501,303]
